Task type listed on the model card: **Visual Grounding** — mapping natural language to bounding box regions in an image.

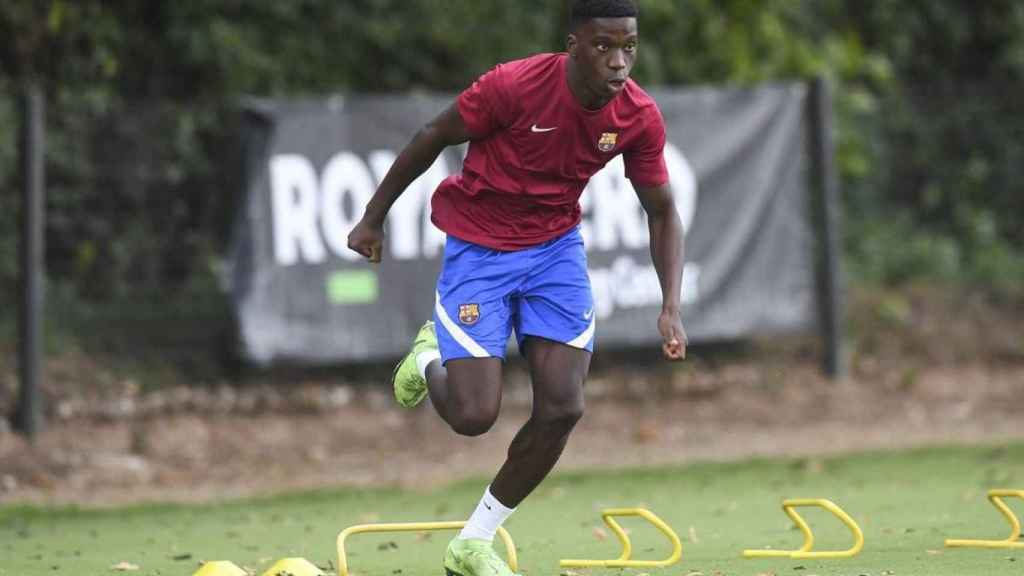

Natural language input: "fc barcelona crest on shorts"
[598,132,618,152]
[458,303,480,325]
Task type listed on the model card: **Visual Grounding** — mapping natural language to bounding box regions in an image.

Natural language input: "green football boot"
[391,320,438,408]
[443,538,520,576]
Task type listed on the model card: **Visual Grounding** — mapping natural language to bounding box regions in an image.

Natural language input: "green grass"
[3,443,1024,576]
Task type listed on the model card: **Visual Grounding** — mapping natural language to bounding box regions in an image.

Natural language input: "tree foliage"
[1,0,1022,299]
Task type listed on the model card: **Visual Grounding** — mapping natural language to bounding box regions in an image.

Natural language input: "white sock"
[415,350,441,379]
[458,486,516,541]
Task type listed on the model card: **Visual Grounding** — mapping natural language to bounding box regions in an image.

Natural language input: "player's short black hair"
[570,0,639,30]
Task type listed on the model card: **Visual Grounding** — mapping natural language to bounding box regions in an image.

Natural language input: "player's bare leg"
[490,337,589,506]
[426,357,504,436]
[392,324,503,437]
[423,357,514,575]
[435,341,587,576]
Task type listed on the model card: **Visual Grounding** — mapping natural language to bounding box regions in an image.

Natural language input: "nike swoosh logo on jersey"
[530,124,558,133]
[583,308,594,320]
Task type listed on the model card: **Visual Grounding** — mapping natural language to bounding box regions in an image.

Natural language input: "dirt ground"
[1,286,1023,508]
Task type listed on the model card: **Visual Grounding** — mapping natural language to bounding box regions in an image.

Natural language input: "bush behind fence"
[1,0,1023,329]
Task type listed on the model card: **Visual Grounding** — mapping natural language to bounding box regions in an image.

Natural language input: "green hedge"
[1,0,1022,302]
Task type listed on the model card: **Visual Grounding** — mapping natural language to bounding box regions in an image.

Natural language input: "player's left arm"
[635,183,688,361]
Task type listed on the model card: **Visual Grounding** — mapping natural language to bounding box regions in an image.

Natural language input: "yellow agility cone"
[260,558,325,576]
[192,561,247,576]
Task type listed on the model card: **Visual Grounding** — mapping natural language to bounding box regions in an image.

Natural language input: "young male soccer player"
[347,1,686,574]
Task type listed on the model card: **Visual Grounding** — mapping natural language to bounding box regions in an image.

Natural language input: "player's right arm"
[346,103,472,262]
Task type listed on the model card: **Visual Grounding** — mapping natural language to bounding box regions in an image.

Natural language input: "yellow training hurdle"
[743,498,864,559]
[945,489,1024,549]
[336,521,517,576]
[559,507,683,568]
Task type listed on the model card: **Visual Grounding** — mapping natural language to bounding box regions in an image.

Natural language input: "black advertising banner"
[231,84,813,364]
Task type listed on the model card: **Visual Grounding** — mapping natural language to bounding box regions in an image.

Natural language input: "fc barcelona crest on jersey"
[458,303,480,325]
[598,132,618,152]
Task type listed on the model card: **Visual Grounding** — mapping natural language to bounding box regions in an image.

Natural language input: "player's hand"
[658,308,687,361]
[347,217,384,263]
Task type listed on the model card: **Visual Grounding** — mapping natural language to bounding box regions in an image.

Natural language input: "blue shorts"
[434,227,595,362]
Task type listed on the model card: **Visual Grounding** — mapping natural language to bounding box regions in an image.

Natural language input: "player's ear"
[567,33,578,58]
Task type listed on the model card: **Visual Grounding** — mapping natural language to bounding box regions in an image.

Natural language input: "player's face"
[568,17,638,100]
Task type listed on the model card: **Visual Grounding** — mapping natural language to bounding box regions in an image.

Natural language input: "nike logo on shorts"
[583,308,594,320]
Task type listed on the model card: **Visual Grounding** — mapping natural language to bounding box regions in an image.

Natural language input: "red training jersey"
[430,52,669,251]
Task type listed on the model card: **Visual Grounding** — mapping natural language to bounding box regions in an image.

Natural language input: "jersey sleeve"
[623,109,669,188]
[456,64,514,139]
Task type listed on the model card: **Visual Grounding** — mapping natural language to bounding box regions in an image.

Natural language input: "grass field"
[2,443,1024,576]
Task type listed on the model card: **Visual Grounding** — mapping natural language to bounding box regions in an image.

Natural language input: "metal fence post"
[14,81,45,438]
[808,77,846,379]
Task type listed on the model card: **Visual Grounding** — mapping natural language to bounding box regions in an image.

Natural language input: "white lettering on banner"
[590,258,701,320]
[579,142,698,248]
[270,155,327,265]
[366,150,412,258]
[665,143,698,234]
[367,151,450,260]
[267,142,698,265]
[321,152,375,261]
[411,155,449,259]
[584,156,648,251]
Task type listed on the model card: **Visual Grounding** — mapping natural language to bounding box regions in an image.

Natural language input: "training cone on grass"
[192,561,247,576]
[260,558,325,576]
